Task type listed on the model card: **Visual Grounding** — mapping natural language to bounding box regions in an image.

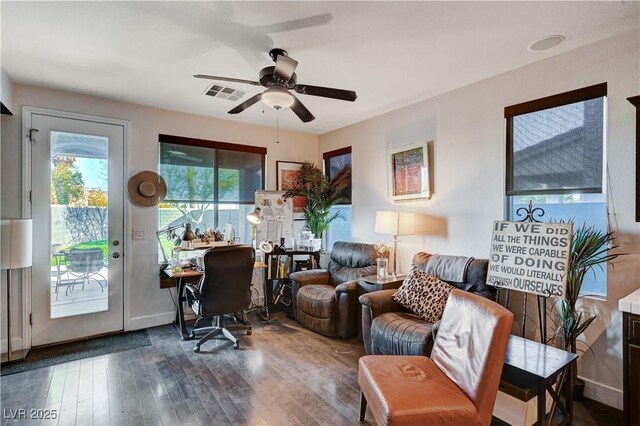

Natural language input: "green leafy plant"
[283,161,351,239]
[556,222,621,354]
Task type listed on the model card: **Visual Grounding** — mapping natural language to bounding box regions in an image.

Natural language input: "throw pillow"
[393,265,454,323]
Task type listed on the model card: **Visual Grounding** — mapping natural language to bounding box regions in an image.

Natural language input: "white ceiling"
[1,1,638,135]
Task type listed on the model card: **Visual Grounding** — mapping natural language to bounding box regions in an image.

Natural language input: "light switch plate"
[132,228,145,240]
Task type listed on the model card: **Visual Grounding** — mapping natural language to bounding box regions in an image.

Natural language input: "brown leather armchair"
[359,252,497,356]
[289,241,377,338]
[358,289,513,426]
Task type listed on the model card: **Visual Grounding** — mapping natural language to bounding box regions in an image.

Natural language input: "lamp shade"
[246,207,262,225]
[180,223,195,242]
[374,211,416,236]
[1,219,33,269]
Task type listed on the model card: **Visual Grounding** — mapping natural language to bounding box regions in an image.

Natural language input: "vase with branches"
[283,161,352,240]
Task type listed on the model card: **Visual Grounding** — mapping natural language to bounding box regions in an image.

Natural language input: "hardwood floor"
[1,313,624,426]
[2,314,371,426]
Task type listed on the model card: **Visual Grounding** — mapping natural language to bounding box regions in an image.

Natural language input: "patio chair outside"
[65,247,107,296]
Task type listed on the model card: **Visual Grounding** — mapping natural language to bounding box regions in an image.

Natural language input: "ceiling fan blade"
[290,95,315,123]
[294,84,357,102]
[228,93,262,114]
[273,55,298,82]
[194,74,261,86]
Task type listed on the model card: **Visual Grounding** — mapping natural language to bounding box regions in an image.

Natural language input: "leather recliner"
[359,252,497,356]
[289,241,377,338]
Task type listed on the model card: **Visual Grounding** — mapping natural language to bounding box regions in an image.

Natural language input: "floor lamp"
[374,211,416,277]
[1,219,33,362]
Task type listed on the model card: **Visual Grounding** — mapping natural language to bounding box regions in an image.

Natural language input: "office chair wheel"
[233,342,239,350]
[193,345,200,353]
[189,332,196,340]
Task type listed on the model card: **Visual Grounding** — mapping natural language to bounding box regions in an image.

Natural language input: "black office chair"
[186,245,255,352]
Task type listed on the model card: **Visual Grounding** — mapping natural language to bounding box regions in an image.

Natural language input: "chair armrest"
[359,289,406,319]
[335,280,359,296]
[185,284,200,300]
[289,269,330,287]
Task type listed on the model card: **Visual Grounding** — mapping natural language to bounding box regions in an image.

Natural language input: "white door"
[30,112,125,346]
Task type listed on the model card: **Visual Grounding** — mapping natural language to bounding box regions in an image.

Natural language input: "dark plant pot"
[573,378,585,401]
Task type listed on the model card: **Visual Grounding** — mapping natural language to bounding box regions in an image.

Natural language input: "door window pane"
[50,132,109,318]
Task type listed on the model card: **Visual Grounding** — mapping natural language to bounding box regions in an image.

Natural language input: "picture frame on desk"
[276,160,307,220]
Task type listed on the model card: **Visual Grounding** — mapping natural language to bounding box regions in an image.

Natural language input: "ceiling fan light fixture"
[262,87,294,110]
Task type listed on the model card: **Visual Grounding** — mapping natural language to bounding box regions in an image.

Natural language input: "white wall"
[319,30,640,408]
[1,84,318,338]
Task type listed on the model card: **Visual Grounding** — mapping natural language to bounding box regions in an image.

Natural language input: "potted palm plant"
[554,221,622,399]
[283,161,351,244]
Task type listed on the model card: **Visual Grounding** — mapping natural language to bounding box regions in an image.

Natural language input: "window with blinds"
[504,84,609,297]
[157,134,265,258]
[506,83,606,195]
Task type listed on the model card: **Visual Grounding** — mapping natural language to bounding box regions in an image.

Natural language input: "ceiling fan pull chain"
[276,109,280,144]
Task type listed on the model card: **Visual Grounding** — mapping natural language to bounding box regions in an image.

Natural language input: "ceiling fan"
[194,48,357,123]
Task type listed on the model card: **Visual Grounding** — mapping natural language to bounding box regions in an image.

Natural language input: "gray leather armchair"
[359,252,496,356]
[290,241,377,338]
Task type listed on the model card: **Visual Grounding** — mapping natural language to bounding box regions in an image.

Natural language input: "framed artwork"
[387,142,430,202]
[276,161,307,219]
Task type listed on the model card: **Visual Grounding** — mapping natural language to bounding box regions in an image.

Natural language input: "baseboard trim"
[1,337,25,355]
[580,375,623,410]
[130,311,175,330]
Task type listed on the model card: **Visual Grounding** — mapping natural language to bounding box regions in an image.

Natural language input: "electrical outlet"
[132,228,145,240]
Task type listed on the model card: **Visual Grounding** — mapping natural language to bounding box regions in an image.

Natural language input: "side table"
[357,274,406,293]
[497,335,577,426]
[356,274,406,341]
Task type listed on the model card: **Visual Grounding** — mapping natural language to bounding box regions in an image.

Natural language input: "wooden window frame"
[505,83,607,196]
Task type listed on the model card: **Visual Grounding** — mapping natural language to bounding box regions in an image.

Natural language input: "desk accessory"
[246,207,262,248]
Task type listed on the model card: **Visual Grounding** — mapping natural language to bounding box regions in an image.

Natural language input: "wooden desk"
[500,335,578,426]
[164,262,268,339]
[164,268,203,339]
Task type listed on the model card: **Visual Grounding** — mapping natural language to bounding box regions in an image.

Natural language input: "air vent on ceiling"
[204,84,247,102]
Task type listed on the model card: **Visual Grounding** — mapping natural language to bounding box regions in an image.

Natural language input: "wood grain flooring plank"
[150,394,180,426]
[91,358,110,426]
[171,399,198,426]
[56,366,79,426]
[77,359,93,403]
[75,398,92,426]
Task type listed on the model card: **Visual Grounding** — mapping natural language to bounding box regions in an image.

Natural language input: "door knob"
[112,252,121,259]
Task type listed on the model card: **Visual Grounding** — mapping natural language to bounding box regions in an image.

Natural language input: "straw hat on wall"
[127,171,167,207]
